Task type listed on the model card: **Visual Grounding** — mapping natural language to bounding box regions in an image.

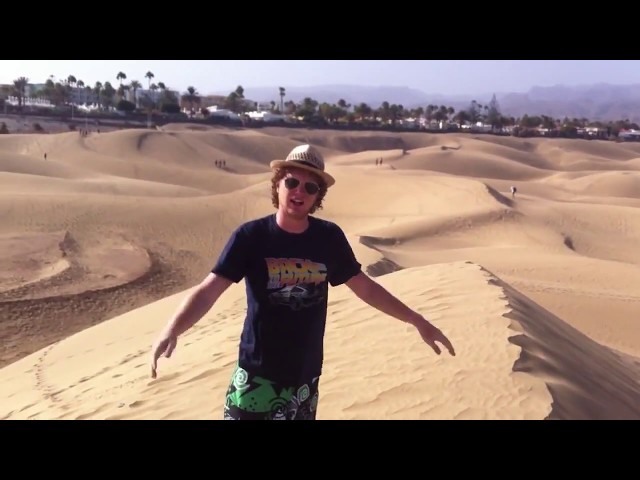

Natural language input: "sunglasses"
[284,177,320,195]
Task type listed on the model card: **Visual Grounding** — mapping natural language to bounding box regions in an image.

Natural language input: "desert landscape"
[1,120,639,420]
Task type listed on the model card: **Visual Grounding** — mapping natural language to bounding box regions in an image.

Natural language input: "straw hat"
[270,144,335,187]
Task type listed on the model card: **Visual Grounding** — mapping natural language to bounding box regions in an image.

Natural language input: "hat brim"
[270,160,335,187]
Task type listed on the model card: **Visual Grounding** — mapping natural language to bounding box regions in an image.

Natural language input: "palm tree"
[102,82,116,110]
[279,87,285,114]
[76,80,85,105]
[94,82,103,110]
[117,83,130,103]
[145,71,154,90]
[67,75,77,112]
[13,77,29,110]
[181,86,200,114]
[116,72,127,100]
[147,83,159,113]
[84,85,92,108]
[130,80,142,108]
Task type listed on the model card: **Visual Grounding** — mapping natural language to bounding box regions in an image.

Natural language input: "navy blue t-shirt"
[211,213,362,385]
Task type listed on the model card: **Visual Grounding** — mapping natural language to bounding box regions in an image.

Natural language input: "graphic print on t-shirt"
[265,257,327,311]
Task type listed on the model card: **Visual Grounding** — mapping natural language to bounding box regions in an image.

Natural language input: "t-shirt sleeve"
[211,225,251,283]
[328,224,362,287]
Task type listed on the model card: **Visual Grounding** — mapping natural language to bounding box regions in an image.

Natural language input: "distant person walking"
[149,144,455,420]
[510,186,517,198]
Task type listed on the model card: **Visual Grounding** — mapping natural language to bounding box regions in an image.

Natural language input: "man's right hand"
[147,273,233,379]
[150,332,177,379]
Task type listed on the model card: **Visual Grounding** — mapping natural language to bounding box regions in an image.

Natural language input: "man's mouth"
[290,198,304,207]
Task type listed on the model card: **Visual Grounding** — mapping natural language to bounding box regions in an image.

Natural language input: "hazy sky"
[2,60,639,96]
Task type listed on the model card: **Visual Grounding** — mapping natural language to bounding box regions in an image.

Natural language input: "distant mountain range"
[215,83,640,123]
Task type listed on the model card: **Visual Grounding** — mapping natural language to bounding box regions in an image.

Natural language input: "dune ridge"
[1,125,639,419]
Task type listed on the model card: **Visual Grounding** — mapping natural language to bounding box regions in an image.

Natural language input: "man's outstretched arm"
[150,272,233,378]
[163,273,233,337]
[345,271,455,356]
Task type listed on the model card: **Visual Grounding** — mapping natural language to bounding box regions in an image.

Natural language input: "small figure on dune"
[44,152,47,160]
[510,185,517,198]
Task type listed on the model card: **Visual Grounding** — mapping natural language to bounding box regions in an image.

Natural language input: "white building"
[246,111,288,123]
[206,106,240,120]
[618,129,640,141]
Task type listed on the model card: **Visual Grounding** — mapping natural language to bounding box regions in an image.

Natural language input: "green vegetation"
[2,72,639,140]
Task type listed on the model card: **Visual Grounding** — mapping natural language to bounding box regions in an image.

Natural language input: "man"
[150,144,455,420]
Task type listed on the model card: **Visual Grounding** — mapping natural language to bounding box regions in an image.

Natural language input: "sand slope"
[1,262,638,420]
[1,126,639,419]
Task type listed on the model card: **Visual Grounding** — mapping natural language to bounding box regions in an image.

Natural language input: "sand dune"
[1,127,639,419]
[372,144,552,181]
[2,262,638,420]
[560,171,640,199]
[0,151,95,179]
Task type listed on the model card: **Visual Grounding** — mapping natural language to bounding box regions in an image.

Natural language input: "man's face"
[278,168,321,219]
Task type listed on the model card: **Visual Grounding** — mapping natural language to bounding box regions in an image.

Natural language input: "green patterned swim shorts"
[223,364,320,420]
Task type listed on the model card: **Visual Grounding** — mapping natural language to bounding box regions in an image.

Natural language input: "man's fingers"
[150,341,163,379]
[150,355,158,379]
[150,337,177,379]
[165,337,176,358]
[425,338,441,355]
[438,333,456,356]
[421,325,456,357]
[446,343,456,356]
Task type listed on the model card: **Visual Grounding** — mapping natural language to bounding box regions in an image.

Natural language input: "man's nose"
[291,183,306,194]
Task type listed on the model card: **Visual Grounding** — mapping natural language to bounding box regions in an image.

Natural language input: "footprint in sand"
[33,344,62,403]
